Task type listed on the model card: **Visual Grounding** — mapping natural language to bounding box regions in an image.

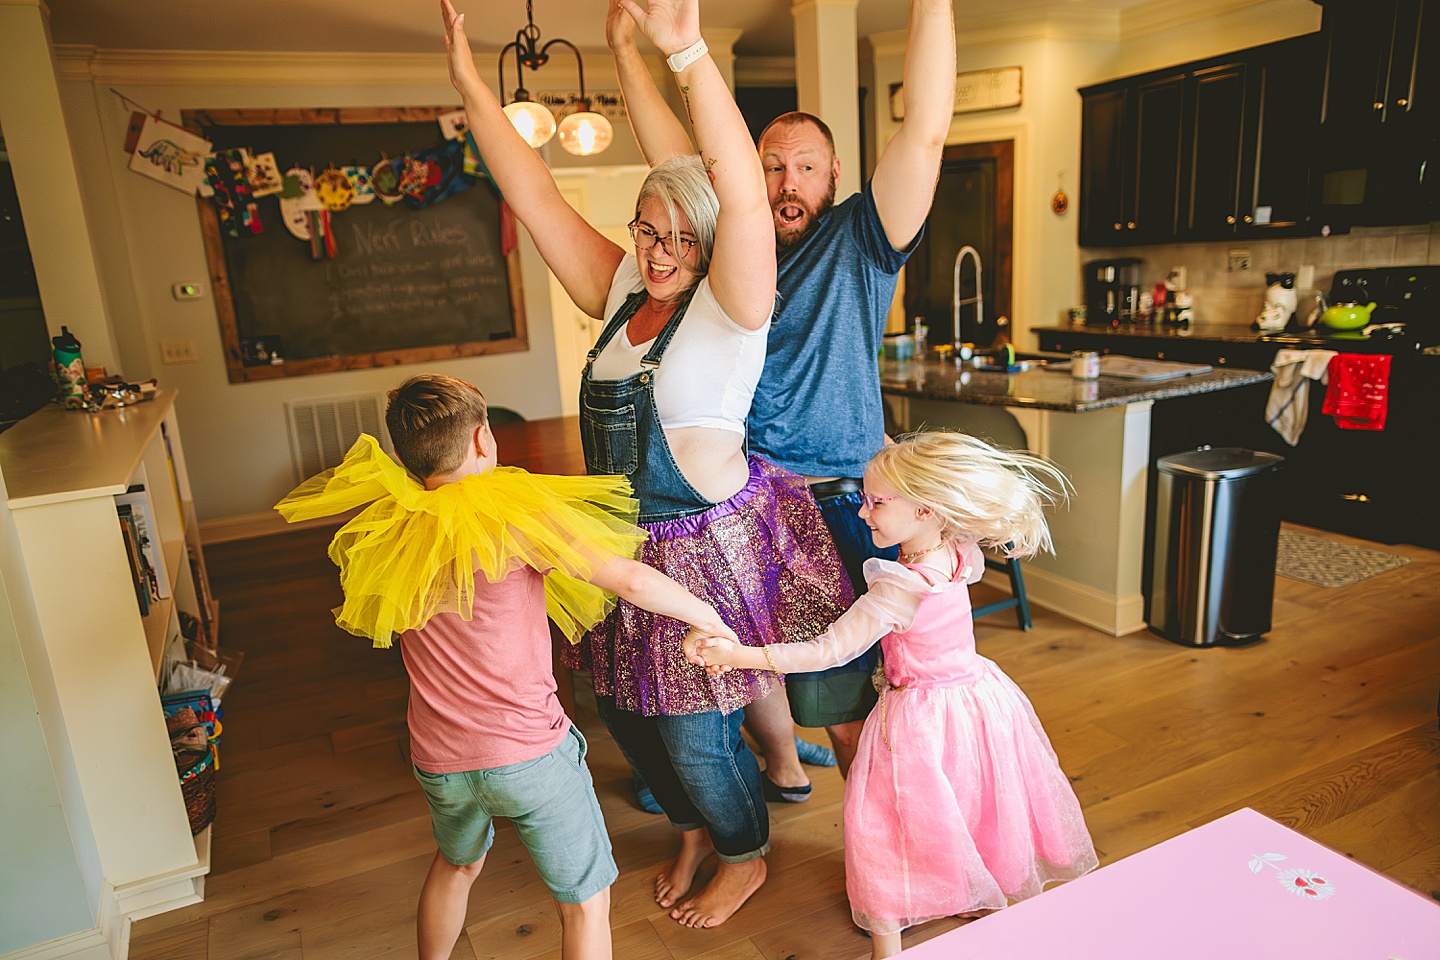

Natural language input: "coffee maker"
[1085,258,1143,326]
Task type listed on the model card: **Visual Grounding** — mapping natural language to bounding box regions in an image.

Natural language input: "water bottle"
[912,317,928,357]
[52,326,87,407]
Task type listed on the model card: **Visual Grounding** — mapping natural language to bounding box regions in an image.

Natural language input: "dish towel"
[1322,353,1391,431]
[1265,348,1335,445]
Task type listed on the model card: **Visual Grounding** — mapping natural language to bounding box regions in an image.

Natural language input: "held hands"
[617,0,701,59]
[683,624,743,676]
[440,0,482,96]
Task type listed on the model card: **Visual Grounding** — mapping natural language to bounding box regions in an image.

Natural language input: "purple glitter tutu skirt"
[567,455,854,716]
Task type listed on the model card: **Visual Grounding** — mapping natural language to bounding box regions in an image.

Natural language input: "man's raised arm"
[607,0,696,164]
[870,0,956,251]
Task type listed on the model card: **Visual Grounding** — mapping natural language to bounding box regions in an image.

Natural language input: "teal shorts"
[413,726,617,904]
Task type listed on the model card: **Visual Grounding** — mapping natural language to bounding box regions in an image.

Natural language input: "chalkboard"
[183,108,526,383]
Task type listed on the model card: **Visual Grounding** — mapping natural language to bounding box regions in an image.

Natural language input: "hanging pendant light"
[557,99,614,157]
[499,0,610,155]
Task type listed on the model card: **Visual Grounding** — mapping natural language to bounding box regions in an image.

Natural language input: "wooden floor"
[131,523,1440,960]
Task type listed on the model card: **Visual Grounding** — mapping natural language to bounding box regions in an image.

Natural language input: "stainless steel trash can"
[1147,447,1285,647]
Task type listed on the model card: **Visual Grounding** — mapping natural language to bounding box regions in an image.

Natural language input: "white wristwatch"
[666,38,708,73]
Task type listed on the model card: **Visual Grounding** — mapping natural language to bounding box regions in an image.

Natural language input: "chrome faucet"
[953,245,982,355]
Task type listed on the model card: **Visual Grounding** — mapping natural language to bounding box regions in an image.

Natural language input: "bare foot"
[670,857,767,928]
[655,828,712,909]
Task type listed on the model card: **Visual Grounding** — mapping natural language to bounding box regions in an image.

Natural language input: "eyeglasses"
[859,491,899,511]
[628,220,698,258]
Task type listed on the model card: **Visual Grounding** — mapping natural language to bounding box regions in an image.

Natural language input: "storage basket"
[177,748,216,835]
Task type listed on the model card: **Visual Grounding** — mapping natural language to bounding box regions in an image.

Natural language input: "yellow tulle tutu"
[275,434,647,648]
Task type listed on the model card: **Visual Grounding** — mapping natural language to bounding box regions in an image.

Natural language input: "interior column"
[791,0,860,199]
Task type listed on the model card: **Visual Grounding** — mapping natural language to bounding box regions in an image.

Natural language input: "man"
[609,0,957,778]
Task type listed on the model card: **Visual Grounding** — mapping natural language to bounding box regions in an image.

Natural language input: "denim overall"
[579,289,717,524]
[579,288,770,863]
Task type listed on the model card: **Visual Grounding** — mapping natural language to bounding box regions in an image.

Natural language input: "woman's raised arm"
[620,0,773,330]
[442,0,624,319]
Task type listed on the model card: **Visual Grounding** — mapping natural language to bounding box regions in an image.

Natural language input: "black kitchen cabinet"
[1079,72,1186,246]
[1315,0,1437,225]
[1080,35,1325,247]
[1078,88,1131,244]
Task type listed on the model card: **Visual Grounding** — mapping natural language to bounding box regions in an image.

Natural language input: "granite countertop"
[878,357,1272,412]
[1034,323,1271,344]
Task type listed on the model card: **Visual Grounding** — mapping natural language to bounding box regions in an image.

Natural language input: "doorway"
[904,140,1014,348]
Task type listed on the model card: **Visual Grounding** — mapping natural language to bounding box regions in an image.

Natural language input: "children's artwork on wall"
[204,149,262,237]
[370,157,403,205]
[278,167,316,240]
[246,152,284,197]
[343,165,376,204]
[437,109,468,141]
[314,167,356,211]
[402,140,471,210]
[129,115,212,194]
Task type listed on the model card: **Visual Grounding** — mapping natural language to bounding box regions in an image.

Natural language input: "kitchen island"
[880,357,1272,636]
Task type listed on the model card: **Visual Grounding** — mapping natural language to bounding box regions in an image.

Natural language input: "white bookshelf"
[0,390,215,950]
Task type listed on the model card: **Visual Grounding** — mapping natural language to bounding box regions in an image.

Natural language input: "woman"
[442,0,850,929]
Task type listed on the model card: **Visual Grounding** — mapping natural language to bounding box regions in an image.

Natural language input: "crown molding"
[0,0,51,12]
[1122,0,1273,38]
[735,56,795,87]
[48,45,604,88]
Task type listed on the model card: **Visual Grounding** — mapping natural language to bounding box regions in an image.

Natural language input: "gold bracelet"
[761,644,781,675]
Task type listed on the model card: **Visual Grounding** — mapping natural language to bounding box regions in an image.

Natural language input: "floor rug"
[1276,530,1412,588]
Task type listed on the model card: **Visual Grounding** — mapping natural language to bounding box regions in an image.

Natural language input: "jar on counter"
[1071,350,1101,379]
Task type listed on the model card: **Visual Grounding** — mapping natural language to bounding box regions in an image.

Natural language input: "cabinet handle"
[1157,351,1165,359]
[1113,222,1123,230]
[1127,221,1136,229]
[1243,215,1253,223]
[1397,98,1409,107]
[1373,101,1385,110]
[1227,215,1236,224]
[1218,357,1227,364]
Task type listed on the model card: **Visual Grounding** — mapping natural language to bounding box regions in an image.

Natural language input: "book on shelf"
[115,485,170,600]
[160,422,183,522]
[117,507,150,616]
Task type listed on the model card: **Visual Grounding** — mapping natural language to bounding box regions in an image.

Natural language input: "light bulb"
[503,100,556,148]
[557,111,614,156]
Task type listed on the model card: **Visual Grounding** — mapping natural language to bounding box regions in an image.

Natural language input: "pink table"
[903,808,1440,959]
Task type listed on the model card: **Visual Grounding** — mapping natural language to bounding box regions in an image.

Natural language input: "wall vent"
[283,394,389,483]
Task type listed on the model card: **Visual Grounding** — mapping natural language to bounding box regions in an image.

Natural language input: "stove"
[1265,266,1440,353]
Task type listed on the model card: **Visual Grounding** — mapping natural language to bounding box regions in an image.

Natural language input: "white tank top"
[589,255,770,435]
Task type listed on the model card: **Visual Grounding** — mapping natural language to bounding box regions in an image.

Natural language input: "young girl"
[686,432,1099,958]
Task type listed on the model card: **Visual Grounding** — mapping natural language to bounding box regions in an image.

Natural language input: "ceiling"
[46,0,1158,59]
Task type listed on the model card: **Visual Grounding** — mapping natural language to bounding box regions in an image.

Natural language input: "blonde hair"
[634,155,720,278]
[385,374,488,479]
[868,432,1071,558]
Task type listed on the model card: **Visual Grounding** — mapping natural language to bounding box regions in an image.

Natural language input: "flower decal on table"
[1248,853,1336,901]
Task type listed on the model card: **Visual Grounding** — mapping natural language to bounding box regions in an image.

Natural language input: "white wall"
[52,51,665,526]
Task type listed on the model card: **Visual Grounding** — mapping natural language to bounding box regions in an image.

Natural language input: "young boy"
[276,374,738,960]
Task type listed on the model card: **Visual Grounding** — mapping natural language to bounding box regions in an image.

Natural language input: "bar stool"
[972,549,1032,630]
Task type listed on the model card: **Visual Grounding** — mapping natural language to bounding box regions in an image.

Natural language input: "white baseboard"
[199,509,343,545]
[983,565,1147,637]
[1,929,114,960]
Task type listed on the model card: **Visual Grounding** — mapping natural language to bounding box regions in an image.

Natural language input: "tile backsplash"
[1088,221,1440,329]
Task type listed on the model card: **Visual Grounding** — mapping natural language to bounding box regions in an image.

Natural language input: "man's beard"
[774,179,837,251]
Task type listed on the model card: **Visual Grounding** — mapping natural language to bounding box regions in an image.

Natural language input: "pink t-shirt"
[399,565,570,773]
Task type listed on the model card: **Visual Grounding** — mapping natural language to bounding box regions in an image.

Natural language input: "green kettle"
[1320,301,1376,330]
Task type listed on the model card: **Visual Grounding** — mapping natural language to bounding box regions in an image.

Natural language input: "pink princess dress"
[763,544,1098,935]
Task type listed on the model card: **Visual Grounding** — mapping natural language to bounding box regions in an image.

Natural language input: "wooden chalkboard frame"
[183,107,527,384]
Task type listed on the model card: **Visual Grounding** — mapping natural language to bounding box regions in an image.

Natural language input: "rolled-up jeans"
[595,695,770,864]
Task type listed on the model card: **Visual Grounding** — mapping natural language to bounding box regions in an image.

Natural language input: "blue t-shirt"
[747,182,918,478]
